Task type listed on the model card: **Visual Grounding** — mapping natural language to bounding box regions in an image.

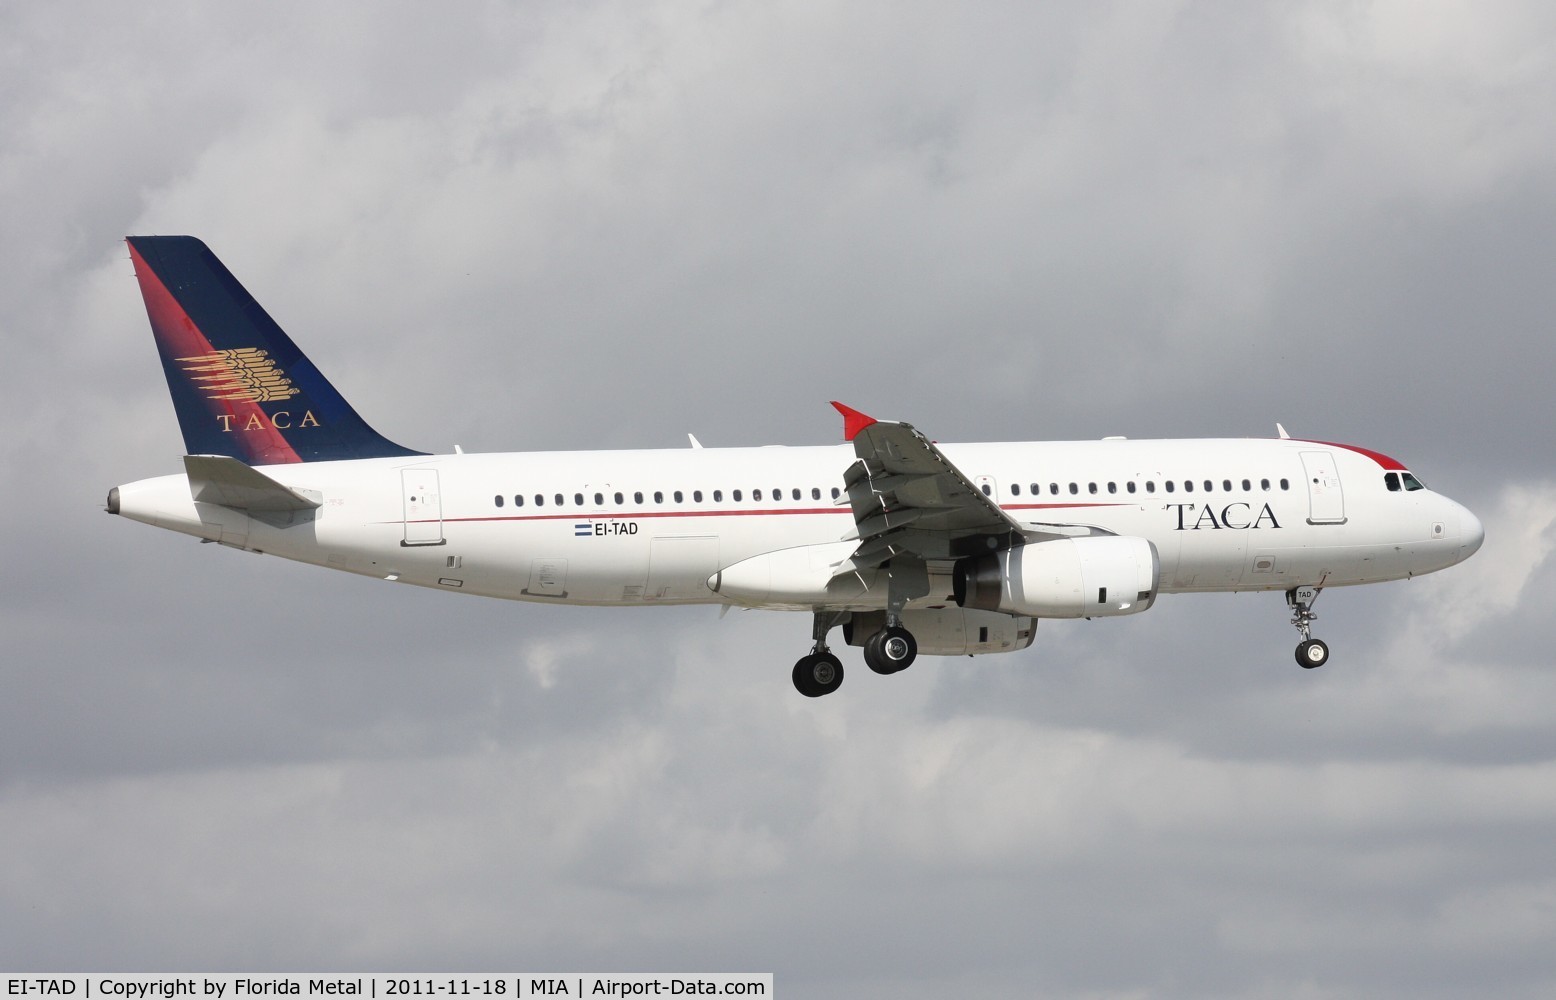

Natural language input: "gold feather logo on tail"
[177,348,301,403]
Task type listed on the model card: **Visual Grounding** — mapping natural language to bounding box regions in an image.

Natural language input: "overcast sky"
[4,1,1556,995]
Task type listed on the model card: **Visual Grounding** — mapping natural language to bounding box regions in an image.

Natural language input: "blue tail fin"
[127,236,424,465]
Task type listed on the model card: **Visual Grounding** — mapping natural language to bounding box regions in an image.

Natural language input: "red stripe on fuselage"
[390,501,1126,527]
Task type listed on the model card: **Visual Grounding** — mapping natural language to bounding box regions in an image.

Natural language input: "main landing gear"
[863,623,917,675]
[792,650,844,698]
[1287,585,1329,669]
[793,611,846,698]
[792,611,920,697]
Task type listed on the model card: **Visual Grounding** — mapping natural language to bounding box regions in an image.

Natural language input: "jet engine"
[954,536,1159,619]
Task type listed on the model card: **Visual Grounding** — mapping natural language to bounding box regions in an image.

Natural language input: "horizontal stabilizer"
[184,454,321,512]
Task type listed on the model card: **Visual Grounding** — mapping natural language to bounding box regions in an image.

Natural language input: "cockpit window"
[1385,472,1401,492]
[1401,472,1426,491]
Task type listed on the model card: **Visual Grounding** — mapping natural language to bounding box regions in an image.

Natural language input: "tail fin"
[127,236,424,465]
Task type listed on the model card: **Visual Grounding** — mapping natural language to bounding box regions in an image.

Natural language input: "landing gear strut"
[862,555,925,675]
[793,611,846,697]
[1287,586,1329,669]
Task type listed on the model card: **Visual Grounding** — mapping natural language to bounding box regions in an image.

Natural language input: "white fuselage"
[112,436,1483,613]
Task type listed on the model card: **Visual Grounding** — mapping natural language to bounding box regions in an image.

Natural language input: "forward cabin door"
[401,469,445,545]
[1299,451,1346,525]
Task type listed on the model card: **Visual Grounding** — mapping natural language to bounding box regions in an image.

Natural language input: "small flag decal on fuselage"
[574,523,592,536]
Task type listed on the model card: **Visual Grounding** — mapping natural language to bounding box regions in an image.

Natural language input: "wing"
[831,402,1026,571]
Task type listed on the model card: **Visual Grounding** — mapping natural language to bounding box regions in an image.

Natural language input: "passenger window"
[1279,479,1290,491]
[535,495,544,507]
[1069,483,1079,495]
[634,491,644,504]
[1108,482,1117,494]
[594,492,603,505]
[654,491,663,504]
[614,492,624,504]
[1204,480,1213,492]
[980,484,992,496]
[674,490,683,503]
[1166,481,1175,493]
[831,487,841,499]
[792,488,801,501]
[694,490,703,502]
[1088,482,1098,495]
[574,493,584,506]
[1012,484,1021,496]
[1261,479,1270,491]
[1222,480,1232,492]
[1126,481,1136,494]
[811,487,821,500]
[515,495,524,507]
[555,493,564,506]
[1146,481,1155,493]
[733,490,742,502]
[754,489,763,501]
[1242,479,1251,491]
[1184,481,1193,493]
[494,495,504,508]
[714,490,723,502]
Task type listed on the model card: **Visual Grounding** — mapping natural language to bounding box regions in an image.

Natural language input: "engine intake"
[954,536,1159,618]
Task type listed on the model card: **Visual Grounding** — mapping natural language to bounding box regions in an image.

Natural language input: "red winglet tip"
[830,401,877,441]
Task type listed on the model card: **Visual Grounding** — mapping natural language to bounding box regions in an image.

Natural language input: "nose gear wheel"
[1286,586,1328,668]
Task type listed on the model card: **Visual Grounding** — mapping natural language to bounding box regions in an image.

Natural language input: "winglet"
[830,401,877,441]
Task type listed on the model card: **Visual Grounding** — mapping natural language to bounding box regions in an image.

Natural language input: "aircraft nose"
[1460,506,1485,560]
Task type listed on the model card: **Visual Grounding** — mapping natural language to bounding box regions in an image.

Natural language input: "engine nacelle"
[844,608,1036,656]
[954,536,1159,619]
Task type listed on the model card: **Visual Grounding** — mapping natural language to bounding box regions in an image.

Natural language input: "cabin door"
[401,469,445,545]
[1299,451,1346,525]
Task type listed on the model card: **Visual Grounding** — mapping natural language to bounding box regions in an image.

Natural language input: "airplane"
[107,236,1485,697]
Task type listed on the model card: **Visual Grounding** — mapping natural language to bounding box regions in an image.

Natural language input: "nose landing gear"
[1287,586,1329,668]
